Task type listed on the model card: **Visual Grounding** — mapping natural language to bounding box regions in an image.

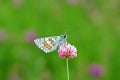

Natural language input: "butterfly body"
[34,34,67,53]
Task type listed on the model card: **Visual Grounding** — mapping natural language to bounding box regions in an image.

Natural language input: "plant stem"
[66,58,70,80]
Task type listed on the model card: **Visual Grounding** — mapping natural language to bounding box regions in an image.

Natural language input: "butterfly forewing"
[34,36,61,53]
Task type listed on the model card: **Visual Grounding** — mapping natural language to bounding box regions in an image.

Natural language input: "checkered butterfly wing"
[34,36,61,53]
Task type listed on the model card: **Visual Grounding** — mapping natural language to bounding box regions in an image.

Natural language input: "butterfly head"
[60,34,67,44]
[61,34,67,39]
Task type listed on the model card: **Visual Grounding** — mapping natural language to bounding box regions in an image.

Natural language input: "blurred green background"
[0,0,120,80]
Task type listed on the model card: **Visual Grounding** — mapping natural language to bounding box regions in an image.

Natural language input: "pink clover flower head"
[58,43,77,59]
[89,64,104,78]
[25,30,37,43]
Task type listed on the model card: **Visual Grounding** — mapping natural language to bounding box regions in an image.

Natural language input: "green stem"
[66,58,70,80]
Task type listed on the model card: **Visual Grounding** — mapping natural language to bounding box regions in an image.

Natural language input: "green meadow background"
[0,0,120,80]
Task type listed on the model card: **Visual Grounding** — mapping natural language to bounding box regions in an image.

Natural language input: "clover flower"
[58,42,77,80]
[58,43,77,59]
[25,30,37,43]
[89,64,104,78]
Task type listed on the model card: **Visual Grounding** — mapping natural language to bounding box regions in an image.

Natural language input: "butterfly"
[34,34,67,53]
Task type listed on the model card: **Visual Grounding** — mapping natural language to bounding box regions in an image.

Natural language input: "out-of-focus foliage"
[0,0,120,80]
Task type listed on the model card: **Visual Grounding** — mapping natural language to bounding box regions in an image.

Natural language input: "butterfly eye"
[63,35,67,39]
[61,34,67,39]
[64,35,66,38]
